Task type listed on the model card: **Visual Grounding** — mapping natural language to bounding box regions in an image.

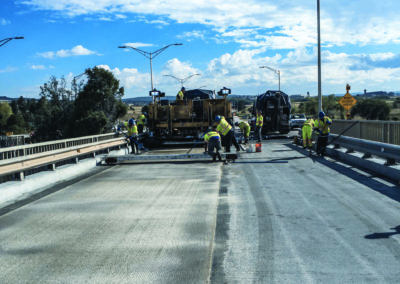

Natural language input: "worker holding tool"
[118,118,138,154]
[313,111,332,156]
[235,121,250,144]
[302,117,314,149]
[215,115,240,153]
[255,111,263,142]
[137,112,147,133]
[204,127,222,161]
[176,87,185,101]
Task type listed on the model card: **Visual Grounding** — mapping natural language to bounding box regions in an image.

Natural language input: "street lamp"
[163,73,201,88]
[118,43,183,91]
[317,0,322,113]
[259,65,280,92]
[0,36,24,47]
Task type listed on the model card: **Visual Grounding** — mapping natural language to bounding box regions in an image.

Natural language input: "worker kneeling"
[204,127,222,161]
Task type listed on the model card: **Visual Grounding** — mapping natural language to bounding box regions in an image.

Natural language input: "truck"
[252,90,291,135]
[146,87,233,142]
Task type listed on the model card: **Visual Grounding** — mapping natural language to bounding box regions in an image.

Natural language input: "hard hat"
[318,111,325,118]
[235,122,239,126]
[142,112,147,115]
[128,118,135,125]
[181,87,185,91]
[215,115,221,122]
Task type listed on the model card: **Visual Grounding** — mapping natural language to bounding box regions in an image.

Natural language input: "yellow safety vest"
[239,121,250,132]
[176,91,184,100]
[303,118,314,127]
[314,117,332,134]
[256,114,263,127]
[137,114,146,125]
[204,131,220,142]
[124,122,138,136]
[216,118,232,136]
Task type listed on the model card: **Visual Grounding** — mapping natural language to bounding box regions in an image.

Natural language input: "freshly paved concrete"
[1,139,400,283]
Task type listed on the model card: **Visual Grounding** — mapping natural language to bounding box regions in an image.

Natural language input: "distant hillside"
[0,96,17,102]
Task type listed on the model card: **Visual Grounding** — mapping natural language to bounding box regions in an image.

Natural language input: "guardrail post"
[48,164,56,171]
[74,157,79,164]
[14,171,24,181]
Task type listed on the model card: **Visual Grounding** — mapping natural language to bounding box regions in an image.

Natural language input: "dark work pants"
[129,136,138,154]
[223,130,240,152]
[138,124,144,134]
[316,134,328,156]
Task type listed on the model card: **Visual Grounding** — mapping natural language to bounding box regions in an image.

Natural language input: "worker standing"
[215,115,240,153]
[118,118,138,154]
[235,121,250,144]
[255,111,263,142]
[302,117,314,149]
[137,112,147,134]
[176,87,185,100]
[313,111,332,156]
[204,127,222,161]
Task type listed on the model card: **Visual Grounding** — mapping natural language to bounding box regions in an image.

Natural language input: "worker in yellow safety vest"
[176,87,185,100]
[313,111,332,156]
[118,118,138,154]
[215,115,240,153]
[235,121,250,144]
[204,127,222,161]
[255,111,263,142]
[137,112,147,133]
[302,117,314,149]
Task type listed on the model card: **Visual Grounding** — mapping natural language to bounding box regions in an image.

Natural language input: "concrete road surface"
[0,139,400,283]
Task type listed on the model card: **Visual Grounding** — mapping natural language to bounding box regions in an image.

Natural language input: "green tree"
[351,99,390,120]
[73,67,127,136]
[0,102,13,134]
[6,113,27,134]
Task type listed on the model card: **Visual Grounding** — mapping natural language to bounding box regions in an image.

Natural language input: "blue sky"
[1,0,400,99]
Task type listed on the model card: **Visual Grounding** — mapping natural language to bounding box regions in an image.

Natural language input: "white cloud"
[1,18,11,25]
[0,66,17,73]
[31,64,55,70]
[37,45,98,58]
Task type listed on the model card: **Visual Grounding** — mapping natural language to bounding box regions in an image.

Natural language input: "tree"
[6,113,27,134]
[0,102,13,134]
[351,99,390,120]
[73,67,127,136]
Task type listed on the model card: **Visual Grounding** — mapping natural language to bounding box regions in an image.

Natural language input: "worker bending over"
[118,118,138,154]
[302,117,314,149]
[255,111,263,142]
[313,111,332,156]
[204,127,222,161]
[215,115,240,153]
[235,121,250,144]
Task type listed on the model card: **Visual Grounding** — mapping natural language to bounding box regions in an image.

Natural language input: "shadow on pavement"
[364,225,400,239]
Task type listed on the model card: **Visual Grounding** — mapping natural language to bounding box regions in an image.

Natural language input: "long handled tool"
[118,129,149,152]
[311,120,359,157]
[187,131,207,154]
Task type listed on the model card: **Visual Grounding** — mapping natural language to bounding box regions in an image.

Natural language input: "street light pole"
[259,65,280,92]
[317,0,322,113]
[118,43,183,91]
[163,73,201,88]
[0,36,24,47]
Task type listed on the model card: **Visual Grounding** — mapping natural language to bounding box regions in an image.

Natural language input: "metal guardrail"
[331,119,400,145]
[328,134,400,165]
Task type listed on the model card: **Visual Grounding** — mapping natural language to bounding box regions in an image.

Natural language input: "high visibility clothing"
[302,119,314,147]
[124,122,138,136]
[216,117,232,136]
[314,117,332,135]
[137,114,146,125]
[176,90,184,100]
[239,121,250,137]
[256,114,263,127]
[204,131,220,142]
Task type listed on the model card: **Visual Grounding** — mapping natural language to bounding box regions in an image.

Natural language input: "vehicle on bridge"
[252,90,291,134]
[146,87,233,141]
[290,113,307,129]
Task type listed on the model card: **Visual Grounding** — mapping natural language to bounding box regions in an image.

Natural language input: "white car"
[290,114,307,129]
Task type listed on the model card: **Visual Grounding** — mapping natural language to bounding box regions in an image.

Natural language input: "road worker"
[235,121,250,144]
[313,111,332,156]
[255,111,263,142]
[118,118,138,154]
[215,115,240,153]
[302,117,314,149]
[204,127,222,161]
[137,112,147,133]
[176,87,185,100]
